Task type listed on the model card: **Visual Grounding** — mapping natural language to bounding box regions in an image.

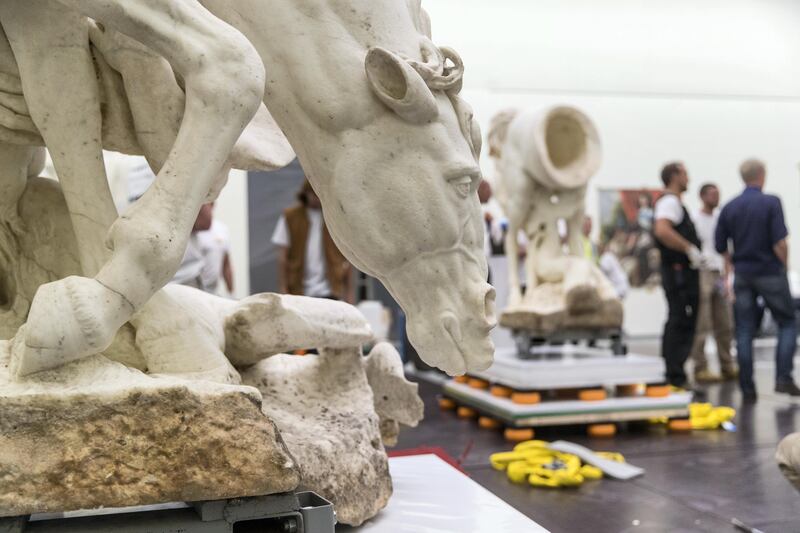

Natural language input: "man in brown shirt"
[271,180,352,301]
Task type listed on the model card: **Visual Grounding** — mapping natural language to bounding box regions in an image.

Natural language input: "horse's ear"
[365,47,438,124]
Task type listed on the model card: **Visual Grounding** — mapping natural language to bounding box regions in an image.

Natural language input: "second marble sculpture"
[490,106,623,332]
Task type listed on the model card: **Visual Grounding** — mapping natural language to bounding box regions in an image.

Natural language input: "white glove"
[686,245,703,270]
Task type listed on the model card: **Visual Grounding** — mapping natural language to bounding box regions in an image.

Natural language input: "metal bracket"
[5,491,335,533]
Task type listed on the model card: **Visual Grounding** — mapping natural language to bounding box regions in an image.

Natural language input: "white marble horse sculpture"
[0,0,495,378]
[490,106,621,329]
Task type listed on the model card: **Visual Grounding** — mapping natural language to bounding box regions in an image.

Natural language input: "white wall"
[214,170,250,299]
[424,0,800,334]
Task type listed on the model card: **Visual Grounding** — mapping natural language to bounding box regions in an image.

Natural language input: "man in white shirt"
[197,217,234,294]
[172,203,213,290]
[599,241,629,299]
[653,162,703,389]
[690,184,737,383]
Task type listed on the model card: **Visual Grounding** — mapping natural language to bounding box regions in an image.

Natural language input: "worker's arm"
[722,251,735,301]
[222,252,234,293]
[276,246,289,293]
[653,218,694,254]
[774,238,789,268]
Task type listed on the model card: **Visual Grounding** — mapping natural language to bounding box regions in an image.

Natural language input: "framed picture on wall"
[598,188,664,288]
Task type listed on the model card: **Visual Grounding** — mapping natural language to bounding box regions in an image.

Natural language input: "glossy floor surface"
[395,340,800,533]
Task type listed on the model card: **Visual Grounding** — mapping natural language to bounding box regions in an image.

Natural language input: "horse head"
[319,38,495,376]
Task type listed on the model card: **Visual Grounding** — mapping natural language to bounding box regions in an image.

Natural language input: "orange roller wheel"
[578,389,607,401]
[457,406,477,419]
[646,385,670,398]
[511,392,541,405]
[490,385,513,398]
[668,418,693,432]
[468,378,490,390]
[587,424,617,438]
[478,416,502,430]
[504,428,535,442]
[454,375,469,384]
[438,397,457,411]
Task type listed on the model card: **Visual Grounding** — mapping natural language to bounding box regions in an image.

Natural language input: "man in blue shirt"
[715,159,799,401]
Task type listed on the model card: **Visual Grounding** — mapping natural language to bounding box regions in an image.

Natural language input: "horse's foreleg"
[0,0,116,276]
[8,0,265,378]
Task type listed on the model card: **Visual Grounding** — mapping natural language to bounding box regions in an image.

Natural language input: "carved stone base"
[241,348,393,527]
[0,345,300,518]
[500,282,623,333]
[777,433,800,493]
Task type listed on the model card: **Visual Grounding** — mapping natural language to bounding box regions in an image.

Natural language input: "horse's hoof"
[10,276,131,378]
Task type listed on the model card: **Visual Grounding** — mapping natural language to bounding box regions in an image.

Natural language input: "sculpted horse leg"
[10,0,264,377]
[0,1,117,276]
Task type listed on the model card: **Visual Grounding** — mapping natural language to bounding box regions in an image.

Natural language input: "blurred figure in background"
[653,162,703,389]
[272,180,352,302]
[478,179,494,283]
[171,203,213,290]
[690,183,736,383]
[582,215,598,262]
[599,237,629,300]
[716,159,799,400]
[197,208,234,294]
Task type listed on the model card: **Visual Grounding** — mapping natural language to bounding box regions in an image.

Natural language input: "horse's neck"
[203,0,425,185]
[206,0,421,127]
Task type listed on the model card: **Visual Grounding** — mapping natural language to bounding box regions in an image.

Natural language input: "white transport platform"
[355,454,548,533]
[473,345,667,390]
[444,381,692,426]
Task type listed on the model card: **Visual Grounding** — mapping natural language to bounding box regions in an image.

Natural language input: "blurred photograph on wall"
[598,188,664,288]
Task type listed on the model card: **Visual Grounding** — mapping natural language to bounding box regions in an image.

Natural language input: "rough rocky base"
[0,344,300,518]
[777,433,800,493]
[241,348,392,527]
[500,282,623,332]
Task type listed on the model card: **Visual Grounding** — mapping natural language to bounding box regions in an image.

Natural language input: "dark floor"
[394,342,800,533]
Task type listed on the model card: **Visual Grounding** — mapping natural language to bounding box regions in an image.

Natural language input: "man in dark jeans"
[654,162,704,388]
[716,158,800,401]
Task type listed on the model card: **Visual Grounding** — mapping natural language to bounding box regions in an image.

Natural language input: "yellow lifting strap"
[490,440,625,488]
[689,402,736,430]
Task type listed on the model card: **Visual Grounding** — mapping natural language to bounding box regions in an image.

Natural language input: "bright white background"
[214,0,800,334]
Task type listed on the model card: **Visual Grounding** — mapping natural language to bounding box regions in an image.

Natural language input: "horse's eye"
[449,175,474,198]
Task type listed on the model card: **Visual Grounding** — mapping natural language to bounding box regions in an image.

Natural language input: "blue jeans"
[734,274,797,392]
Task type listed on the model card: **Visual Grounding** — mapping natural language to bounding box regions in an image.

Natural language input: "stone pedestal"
[500,282,623,333]
[0,344,300,518]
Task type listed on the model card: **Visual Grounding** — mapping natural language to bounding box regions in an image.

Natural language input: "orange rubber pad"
[438,397,456,410]
[504,428,535,442]
[645,385,671,398]
[468,378,490,390]
[668,419,693,432]
[511,392,542,405]
[587,424,617,438]
[457,406,478,419]
[578,389,607,401]
[490,385,513,398]
[478,416,502,429]
[454,375,469,384]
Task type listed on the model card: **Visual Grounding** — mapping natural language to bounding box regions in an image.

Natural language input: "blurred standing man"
[715,159,799,400]
[582,215,598,262]
[272,180,352,302]
[653,162,703,388]
[690,184,737,383]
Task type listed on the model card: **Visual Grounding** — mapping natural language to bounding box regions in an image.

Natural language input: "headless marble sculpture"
[490,106,623,332]
[0,0,487,525]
